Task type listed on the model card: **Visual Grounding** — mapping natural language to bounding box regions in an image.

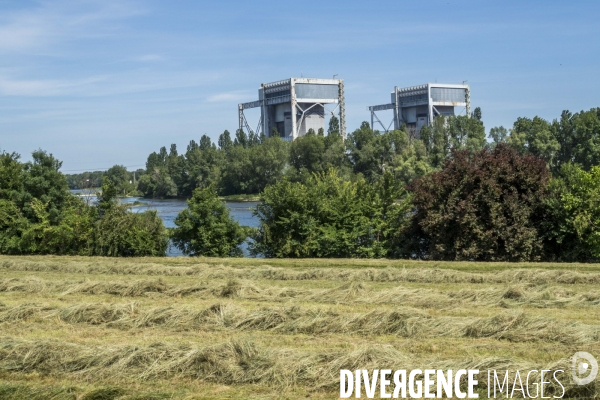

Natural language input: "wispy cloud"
[0,0,145,53]
[135,54,163,62]
[207,91,250,103]
[0,68,222,97]
[0,75,108,96]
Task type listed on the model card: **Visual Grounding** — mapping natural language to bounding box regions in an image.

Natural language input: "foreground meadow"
[0,256,599,399]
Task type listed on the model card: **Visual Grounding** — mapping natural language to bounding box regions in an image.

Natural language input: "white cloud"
[0,0,145,53]
[0,75,108,96]
[0,67,223,97]
[207,91,250,103]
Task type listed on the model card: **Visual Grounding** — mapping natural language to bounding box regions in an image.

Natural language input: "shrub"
[544,163,600,262]
[171,186,246,257]
[251,170,410,258]
[94,205,168,257]
[407,144,550,261]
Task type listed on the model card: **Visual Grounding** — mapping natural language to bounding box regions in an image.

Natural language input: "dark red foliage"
[407,144,550,261]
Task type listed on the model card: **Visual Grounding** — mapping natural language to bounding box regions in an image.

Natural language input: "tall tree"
[509,116,560,167]
[289,132,326,174]
[328,115,340,136]
[234,129,249,148]
[421,115,486,168]
[218,130,233,150]
[488,126,508,147]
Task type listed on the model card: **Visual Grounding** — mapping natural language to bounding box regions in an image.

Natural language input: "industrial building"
[238,77,346,141]
[368,83,470,136]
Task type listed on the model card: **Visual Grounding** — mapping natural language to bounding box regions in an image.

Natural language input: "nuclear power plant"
[238,77,346,141]
[368,83,471,136]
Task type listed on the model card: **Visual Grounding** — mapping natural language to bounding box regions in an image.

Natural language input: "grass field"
[0,256,599,399]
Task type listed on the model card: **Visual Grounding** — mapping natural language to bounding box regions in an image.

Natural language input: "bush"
[407,144,550,261]
[94,205,168,257]
[251,170,410,258]
[543,163,600,262]
[171,186,246,257]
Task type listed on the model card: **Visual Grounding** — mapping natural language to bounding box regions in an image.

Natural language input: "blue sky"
[1,0,599,172]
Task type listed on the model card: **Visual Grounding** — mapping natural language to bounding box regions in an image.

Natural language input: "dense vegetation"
[5,107,600,260]
[251,170,410,258]
[0,152,167,256]
[171,186,248,257]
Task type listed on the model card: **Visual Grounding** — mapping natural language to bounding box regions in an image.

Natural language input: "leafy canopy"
[407,144,550,261]
[171,186,247,257]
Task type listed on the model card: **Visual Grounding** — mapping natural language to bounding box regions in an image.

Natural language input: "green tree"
[97,176,117,214]
[508,116,560,166]
[171,186,246,257]
[345,122,381,180]
[248,137,289,192]
[248,132,261,147]
[0,150,97,255]
[544,163,600,261]
[137,169,178,198]
[0,152,23,201]
[289,132,326,174]
[220,145,253,195]
[199,135,213,151]
[184,141,223,196]
[105,165,133,195]
[218,130,233,150]
[252,169,410,258]
[328,115,340,136]
[0,199,28,254]
[18,196,96,256]
[488,126,508,147]
[94,206,168,257]
[234,129,249,148]
[421,115,486,168]
[384,130,434,186]
[553,108,600,172]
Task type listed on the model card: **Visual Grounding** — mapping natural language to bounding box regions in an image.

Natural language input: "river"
[71,191,260,257]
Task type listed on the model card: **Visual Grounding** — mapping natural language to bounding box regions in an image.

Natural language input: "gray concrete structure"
[238,77,346,141]
[369,83,470,136]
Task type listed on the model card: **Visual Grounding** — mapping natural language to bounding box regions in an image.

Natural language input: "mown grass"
[0,255,599,399]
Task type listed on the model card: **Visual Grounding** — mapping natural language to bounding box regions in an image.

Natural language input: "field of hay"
[0,256,599,399]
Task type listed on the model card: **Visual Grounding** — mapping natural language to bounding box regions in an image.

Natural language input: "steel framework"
[368,83,471,136]
[238,78,346,141]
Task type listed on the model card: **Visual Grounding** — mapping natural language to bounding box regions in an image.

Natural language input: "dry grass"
[0,255,599,399]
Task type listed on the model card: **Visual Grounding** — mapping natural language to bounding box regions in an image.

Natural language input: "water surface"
[72,191,259,257]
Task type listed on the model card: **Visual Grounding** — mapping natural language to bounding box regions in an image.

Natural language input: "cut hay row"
[0,337,591,397]
[3,259,600,285]
[3,276,600,310]
[1,302,598,344]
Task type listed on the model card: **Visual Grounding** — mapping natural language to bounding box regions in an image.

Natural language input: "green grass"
[0,255,599,399]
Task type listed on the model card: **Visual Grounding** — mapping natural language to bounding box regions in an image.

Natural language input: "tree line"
[5,106,600,261]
